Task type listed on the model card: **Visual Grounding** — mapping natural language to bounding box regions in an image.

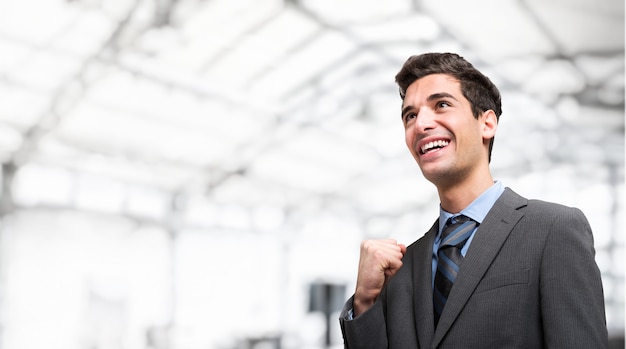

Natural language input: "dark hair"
[395,53,502,162]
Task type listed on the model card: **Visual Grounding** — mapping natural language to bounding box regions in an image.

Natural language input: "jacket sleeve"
[539,206,608,348]
[339,295,388,349]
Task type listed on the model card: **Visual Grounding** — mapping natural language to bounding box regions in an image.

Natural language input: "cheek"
[404,130,412,146]
[404,132,416,155]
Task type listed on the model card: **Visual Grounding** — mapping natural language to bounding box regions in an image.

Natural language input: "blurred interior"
[0,0,623,348]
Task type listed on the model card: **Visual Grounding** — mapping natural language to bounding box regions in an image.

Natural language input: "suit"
[339,188,608,348]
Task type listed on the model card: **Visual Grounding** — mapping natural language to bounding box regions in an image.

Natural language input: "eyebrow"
[401,92,459,118]
[428,92,458,102]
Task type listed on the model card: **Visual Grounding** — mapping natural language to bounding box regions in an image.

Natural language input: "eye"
[437,101,451,109]
[403,112,417,125]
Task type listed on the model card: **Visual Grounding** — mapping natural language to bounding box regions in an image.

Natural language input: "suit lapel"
[432,188,527,347]
[412,221,438,348]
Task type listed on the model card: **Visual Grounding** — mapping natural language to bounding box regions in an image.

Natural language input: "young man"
[339,53,608,348]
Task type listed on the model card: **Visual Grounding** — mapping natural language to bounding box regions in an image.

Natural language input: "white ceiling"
[0,0,623,224]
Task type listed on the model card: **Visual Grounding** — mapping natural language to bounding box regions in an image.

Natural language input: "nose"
[414,107,436,133]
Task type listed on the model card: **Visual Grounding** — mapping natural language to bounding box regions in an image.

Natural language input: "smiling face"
[402,73,496,189]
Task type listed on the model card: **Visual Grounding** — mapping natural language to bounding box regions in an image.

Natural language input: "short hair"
[395,53,502,162]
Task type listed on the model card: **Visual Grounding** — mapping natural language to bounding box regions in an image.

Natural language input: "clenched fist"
[353,239,407,316]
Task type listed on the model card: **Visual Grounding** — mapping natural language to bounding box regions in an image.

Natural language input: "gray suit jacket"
[339,188,608,348]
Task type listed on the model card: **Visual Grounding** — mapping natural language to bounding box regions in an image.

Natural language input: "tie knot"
[441,215,476,247]
[451,214,473,225]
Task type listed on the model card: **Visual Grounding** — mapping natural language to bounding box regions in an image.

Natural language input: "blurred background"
[0,0,623,348]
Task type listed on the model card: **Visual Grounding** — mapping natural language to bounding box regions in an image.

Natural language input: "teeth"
[421,140,449,153]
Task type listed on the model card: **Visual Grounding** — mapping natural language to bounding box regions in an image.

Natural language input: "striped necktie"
[433,215,477,326]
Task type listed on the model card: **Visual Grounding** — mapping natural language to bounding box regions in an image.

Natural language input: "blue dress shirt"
[431,181,505,288]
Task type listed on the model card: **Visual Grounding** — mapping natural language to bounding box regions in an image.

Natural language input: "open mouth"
[420,140,450,155]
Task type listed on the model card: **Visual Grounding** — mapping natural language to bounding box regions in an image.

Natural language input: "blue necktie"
[433,215,477,326]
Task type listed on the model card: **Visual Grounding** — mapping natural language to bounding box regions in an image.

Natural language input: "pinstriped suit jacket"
[339,188,608,348]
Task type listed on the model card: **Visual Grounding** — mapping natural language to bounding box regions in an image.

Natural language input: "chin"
[420,165,457,184]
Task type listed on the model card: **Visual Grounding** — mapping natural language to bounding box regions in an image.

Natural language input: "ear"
[481,109,497,141]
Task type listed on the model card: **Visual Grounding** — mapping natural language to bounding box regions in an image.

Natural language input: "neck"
[437,171,494,214]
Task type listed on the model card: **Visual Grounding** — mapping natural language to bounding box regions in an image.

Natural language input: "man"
[339,53,608,348]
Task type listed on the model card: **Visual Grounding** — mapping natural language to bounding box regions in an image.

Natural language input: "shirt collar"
[438,181,505,235]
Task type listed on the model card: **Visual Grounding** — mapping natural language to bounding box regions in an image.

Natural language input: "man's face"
[401,74,494,187]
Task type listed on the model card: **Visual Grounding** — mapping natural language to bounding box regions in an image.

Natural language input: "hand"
[353,239,407,316]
